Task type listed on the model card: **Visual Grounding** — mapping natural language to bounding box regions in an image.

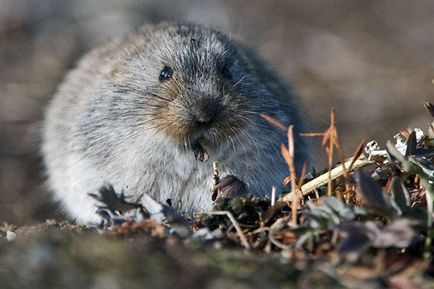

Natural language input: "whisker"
[232,75,246,88]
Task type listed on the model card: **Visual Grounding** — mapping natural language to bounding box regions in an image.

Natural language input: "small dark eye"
[221,65,232,80]
[159,66,173,82]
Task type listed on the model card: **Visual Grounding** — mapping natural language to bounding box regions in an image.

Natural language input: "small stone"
[6,231,17,241]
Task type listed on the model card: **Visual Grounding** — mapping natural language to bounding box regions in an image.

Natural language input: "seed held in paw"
[191,140,209,162]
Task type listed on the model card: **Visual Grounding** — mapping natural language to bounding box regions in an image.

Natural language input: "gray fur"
[42,23,310,224]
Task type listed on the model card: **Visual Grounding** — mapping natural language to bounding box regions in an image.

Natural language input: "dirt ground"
[0,0,433,261]
[0,223,347,289]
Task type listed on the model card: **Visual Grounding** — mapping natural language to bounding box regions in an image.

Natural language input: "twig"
[331,118,350,197]
[252,227,291,251]
[281,125,301,225]
[301,109,366,201]
[271,186,276,207]
[280,157,373,202]
[301,109,338,197]
[211,161,220,201]
[210,211,250,249]
[212,161,220,187]
[327,109,335,196]
[289,126,300,225]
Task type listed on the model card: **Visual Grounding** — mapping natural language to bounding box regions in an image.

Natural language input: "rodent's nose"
[193,111,215,125]
[191,103,218,126]
[195,113,213,124]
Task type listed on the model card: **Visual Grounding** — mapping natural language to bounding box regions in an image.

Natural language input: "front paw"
[212,175,248,201]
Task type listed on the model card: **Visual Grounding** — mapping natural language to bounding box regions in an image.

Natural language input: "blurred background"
[0,0,433,224]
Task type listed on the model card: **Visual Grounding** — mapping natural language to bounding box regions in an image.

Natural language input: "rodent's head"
[113,24,280,151]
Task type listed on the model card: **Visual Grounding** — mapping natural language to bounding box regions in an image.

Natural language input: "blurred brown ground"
[0,0,433,224]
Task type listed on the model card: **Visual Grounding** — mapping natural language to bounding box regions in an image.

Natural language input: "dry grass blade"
[210,211,250,249]
[329,109,354,198]
[260,113,287,131]
[301,109,337,196]
[333,144,348,176]
[280,144,291,166]
[297,161,308,188]
[286,126,302,225]
[300,133,325,137]
[349,140,366,171]
[288,125,295,159]
[301,109,362,199]
[261,113,303,217]
[399,130,411,139]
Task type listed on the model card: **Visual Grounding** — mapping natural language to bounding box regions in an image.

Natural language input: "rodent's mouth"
[182,128,223,162]
[158,113,249,161]
[185,138,209,163]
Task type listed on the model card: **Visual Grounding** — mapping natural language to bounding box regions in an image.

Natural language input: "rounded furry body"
[42,23,310,224]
